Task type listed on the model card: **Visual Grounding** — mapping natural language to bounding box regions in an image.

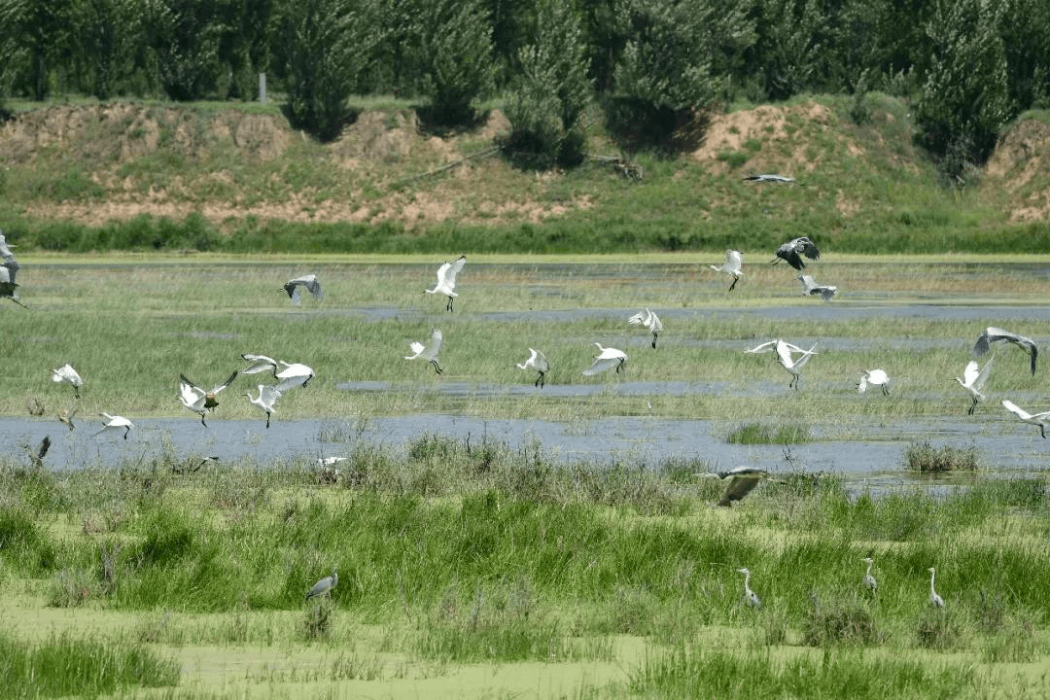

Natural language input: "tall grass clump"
[904,441,980,473]
[727,422,811,445]
[802,600,881,647]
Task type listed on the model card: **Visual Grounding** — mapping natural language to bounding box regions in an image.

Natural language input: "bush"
[803,601,880,646]
[904,442,980,473]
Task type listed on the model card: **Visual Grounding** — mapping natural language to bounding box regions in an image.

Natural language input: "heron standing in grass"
[306,567,338,601]
[516,347,550,387]
[425,255,466,312]
[179,372,238,426]
[928,567,945,608]
[1001,399,1050,438]
[710,249,743,291]
[583,343,627,376]
[628,308,663,348]
[0,231,26,308]
[858,369,890,395]
[771,236,820,271]
[973,327,1037,375]
[746,339,818,390]
[283,274,324,305]
[405,329,444,374]
[956,357,993,415]
[52,364,84,398]
[737,568,762,609]
[862,557,878,596]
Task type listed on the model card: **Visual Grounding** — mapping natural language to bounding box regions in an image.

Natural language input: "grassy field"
[2,255,1050,697]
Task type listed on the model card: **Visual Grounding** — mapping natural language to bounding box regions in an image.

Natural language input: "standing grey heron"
[94,413,133,439]
[52,364,84,398]
[425,255,466,312]
[743,173,796,184]
[245,385,282,428]
[583,343,627,376]
[628,308,663,348]
[306,567,338,601]
[736,568,762,609]
[1001,399,1050,438]
[796,274,837,301]
[862,557,877,595]
[771,236,820,271]
[973,327,1037,375]
[857,369,890,395]
[928,567,945,608]
[0,231,26,308]
[956,357,993,415]
[283,274,324,305]
[516,347,550,387]
[710,250,743,291]
[712,466,770,506]
[746,339,818,390]
[405,329,444,374]
[179,372,239,426]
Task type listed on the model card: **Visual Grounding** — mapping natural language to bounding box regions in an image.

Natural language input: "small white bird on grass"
[628,308,663,348]
[516,347,550,388]
[52,364,84,398]
[771,236,820,271]
[736,567,762,609]
[746,339,818,390]
[857,369,890,395]
[583,343,627,376]
[956,357,993,415]
[94,413,133,440]
[710,249,743,291]
[179,372,239,426]
[797,274,837,301]
[973,327,1037,375]
[425,255,466,312]
[306,567,338,601]
[245,385,282,428]
[1001,399,1050,439]
[928,567,945,608]
[283,274,324,305]
[405,329,444,374]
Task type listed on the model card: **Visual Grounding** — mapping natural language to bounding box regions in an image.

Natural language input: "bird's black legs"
[432,361,443,374]
[200,414,208,427]
[265,413,271,429]
[651,333,658,349]
[535,372,546,388]
[728,277,738,292]
[1041,425,1046,439]
[446,296,454,312]
[968,397,978,415]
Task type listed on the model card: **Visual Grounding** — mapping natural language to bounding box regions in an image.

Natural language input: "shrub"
[803,601,880,646]
[904,442,980,473]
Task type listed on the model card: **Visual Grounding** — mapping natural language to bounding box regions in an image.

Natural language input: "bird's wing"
[718,475,763,505]
[776,342,795,367]
[434,260,452,286]
[211,371,239,394]
[868,369,888,383]
[241,354,278,374]
[306,276,323,300]
[745,340,778,354]
[972,329,992,357]
[583,356,622,376]
[179,374,205,400]
[649,310,663,332]
[37,435,51,460]
[627,310,646,325]
[775,244,804,270]
[259,385,282,404]
[532,349,549,372]
[286,283,302,305]
[797,237,821,260]
[973,357,994,390]
[426,329,444,358]
[726,250,743,274]
[443,256,467,286]
[962,361,979,386]
[405,341,425,359]
[1002,400,1029,420]
[719,465,768,478]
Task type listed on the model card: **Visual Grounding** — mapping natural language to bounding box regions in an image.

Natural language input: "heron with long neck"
[928,567,945,608]
[737,567,762,609]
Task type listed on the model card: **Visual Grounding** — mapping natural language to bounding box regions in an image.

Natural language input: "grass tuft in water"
[727,422,811,445]
[904,441,980,473]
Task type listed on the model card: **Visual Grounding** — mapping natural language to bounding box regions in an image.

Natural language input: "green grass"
[904,442,981,473]
[727,422,811,444]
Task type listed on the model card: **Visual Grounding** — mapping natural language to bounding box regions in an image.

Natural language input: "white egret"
[928,567,945,608]
[583,343,627,376]
[245,385,282,428]
[857,369,890,395]
[1001,399,1050,438]
[709,250,743,291]
[318,456,348,467]
[973,327,1037,375]
[796,274,837,301]
[714,466,770,507]
[405,329,444,374]
[746,339,818,390]
[240,353,279,375]
[306,567,338,601]
[771,236,820,271]
[516,347,550,387]
[862,557,877,595]
[956,357,993,415]
[628,308,663,348]
[179,372,238,426]
[736,568,762,609]
[0,231,25,308]
[94,413,133,440]
[424,255,466,312]
[240,354,313,390]
[51,364,84,398]
[283,274,323,305]
[742,173,796,184]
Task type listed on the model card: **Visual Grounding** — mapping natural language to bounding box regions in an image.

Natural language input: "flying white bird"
[796,274,837,301]
[857,369,890,395]
[239,354,314,390]
[709,249,743,291]
[862,557,877,595]
[1001,399,1050,439]
[179,372,238,426]
[736,567,762,609]
[956,357,993,415]
[746,339,818,390]
[240,353,279,375]
[51,364,84,398]
[583,343,627,376]
[516,347,550,388]
[972,327,1037,375]
[405,328,444,374]
[425,255,466,312]
[0,231,25,308]
[628,308,663,348]
[771,236,820,271]
[245,384,282,428]
[742,173,796,184]
[94,413,133,440]
[283,274,324,305]
[928,567,945,608]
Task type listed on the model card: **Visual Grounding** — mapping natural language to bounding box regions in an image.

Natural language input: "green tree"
[750,0,824,100]
[69,0,143,99]
[216,0,274,100]
[145,0,225,101]
[0,0,75,100]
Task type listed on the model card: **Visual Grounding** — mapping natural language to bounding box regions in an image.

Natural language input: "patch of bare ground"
[983,119,1050,222]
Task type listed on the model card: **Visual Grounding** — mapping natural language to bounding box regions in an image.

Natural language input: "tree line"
[0,0,1047,175]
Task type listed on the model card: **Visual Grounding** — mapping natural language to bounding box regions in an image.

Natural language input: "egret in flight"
[857,369,890,395]
[245,385,281,428]
[628,308,663,348]
[425,255,466,312]
[736,568,762,609]
[179,372,238,426]
[239,354,314,390]
[710,250,743,291]
[746,339,818,390]
[516,347,550,388]
[405,329,444,374]
[306,567,338,601]
[956,357,993,415]
[796,274,837,301]
[94,413,133,440]
[0,231,26,308]
[928,567,945,608]
[772,236,820,271]
[52,364,84,398]
[283,274,324,305]
[973,327,1037,375]
[862,557,877,595]
[583,343,627,376]
[1001,399,1050,438]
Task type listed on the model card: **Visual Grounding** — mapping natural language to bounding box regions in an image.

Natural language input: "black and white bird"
[0,231,25,308]
[179,372,239,426]
[52,364,84,398]
[1001,399,1050,438]
[736,567,762,609]
[746,339,818,390]
[245,385,281,428]
[425,255,466,312]
[956,357,993,415]
[796,274,837,301]
[743,173,796,184]
[516,347,550,388]
[283,274,324,305]
[972,327,1037,375]
[94,413,133,440]
[583,343,627,376]
[771,236,820,271]
[405,329,444,374]
[709,249,743,291]
[712,466,770,507]
[306,567,338,601]
[628,308,663,348]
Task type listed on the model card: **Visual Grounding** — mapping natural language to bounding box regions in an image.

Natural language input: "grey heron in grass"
[51,364,83,398]
[710,250,743,291]
[858,369,890,396]
[736,568,762,609]
[516,347,550,387]
[94,413,133,440]
[928,567,945,608]
[179,372,238,426]
[0,231,26,308]
[245,385,281,428]
[306,567,338,601]
[862,557,877,595]
[746,339,818,390]
[405,329,444,374]
[771,236,820,271]
[25,435,50,468]
[583,343,627,376]
[743,173,796,184]
[425,255,466,312]
[956,357,993,415]
[973,327,1037,375]
[283,274,324,305]
[1001,399,1050,438]
[796,274,837,301]
[711,466,770,507]
[628,308,663,348]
